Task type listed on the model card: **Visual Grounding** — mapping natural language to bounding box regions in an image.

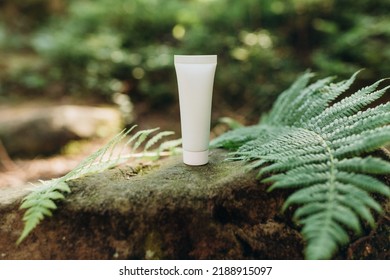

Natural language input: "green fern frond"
[17,180,70,244]
[309,83,389,129]
[144,131,175,152]
[336,156,390,174]
[266,70,314,125]
[213,71,390,259]
[130,127,160,152]
[17,126,179,244]
[210,125,267,150]
[156,138,183,158]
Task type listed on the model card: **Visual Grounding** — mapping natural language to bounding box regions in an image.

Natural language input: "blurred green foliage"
[0,0,389,116]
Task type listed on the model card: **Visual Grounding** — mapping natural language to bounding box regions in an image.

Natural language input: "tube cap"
[183,150,209,166]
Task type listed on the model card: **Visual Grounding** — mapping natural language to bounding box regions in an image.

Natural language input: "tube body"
[174,55,217,166]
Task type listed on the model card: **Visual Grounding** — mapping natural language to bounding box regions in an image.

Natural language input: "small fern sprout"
[17,126,180,244]
[212,71,390,259]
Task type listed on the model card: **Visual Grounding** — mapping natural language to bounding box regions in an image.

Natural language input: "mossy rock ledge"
[0,150,388,259]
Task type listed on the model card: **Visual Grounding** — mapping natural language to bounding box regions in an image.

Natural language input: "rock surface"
[0,150,388,259]
[0,104,122,157]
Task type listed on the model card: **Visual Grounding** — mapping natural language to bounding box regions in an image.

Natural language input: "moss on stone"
[0,149,388,259]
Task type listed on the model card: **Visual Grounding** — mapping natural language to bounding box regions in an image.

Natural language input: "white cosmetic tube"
[174,55,217,166]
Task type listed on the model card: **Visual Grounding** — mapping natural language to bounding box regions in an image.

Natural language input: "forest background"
[0,0,389,180]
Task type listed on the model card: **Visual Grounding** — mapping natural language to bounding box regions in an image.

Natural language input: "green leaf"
[18,126,177,244]
[144,131,175,151]
[337,156,390,174]
[212,71,390,259]
[336,172,390,197]
[128,127,160,152]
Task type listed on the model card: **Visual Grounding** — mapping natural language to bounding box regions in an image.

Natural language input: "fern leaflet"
[18,126,178,244]
[211,71,390,259]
